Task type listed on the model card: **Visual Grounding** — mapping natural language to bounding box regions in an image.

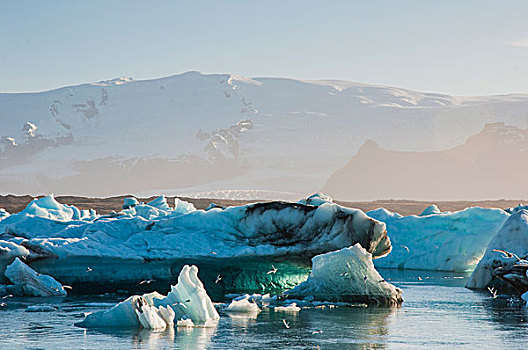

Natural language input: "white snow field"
[76,264,219,329]
[466,209,528,289]
[0,194,390,293]
[1,71,528,198]
[288,243,403,306]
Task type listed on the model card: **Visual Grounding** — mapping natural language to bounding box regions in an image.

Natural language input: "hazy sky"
[1,0,527,95]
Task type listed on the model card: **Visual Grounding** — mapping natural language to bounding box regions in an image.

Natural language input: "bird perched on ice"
[267,265,278,274]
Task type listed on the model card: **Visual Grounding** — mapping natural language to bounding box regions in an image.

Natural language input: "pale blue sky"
[1,0,527,95]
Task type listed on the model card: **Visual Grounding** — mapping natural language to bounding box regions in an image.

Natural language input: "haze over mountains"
[324,122,528,200]
[1,71,527,200]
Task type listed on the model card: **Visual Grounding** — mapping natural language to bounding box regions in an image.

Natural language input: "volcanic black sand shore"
[0,194,525,216]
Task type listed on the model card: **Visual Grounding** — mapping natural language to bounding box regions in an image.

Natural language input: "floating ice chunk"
[173,198,196,215]
[297,193,333,206]
[135,301,174,329]
[76,265,217,329]
[23,195,82,221]
[76,296,142,328]
[419,204,442,216]
[205,203,224,211]
[0,196,391,291]
[288,243,403,306]
[147,196,171,211]
[522,291,528,306]
[467,210,528,289]
[4,258,67,297]
[0,209,9,221]
[121,196,194,219]
[504,204,528,214]
[1,195,97,224]
[225,299,261,314]
[161,265,219,324]
[368,207,509,272]
[0,241,30,260]
[176,318,195,327]
[273,302,301,312]
[26,304,58,312]
[123,197,139,209]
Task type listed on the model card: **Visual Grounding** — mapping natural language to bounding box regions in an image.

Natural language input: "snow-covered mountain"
[1,71,528,198]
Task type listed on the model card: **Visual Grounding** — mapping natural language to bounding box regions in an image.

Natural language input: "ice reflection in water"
[1,269,528,349]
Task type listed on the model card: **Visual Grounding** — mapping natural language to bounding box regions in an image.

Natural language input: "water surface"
[1,269,526,349]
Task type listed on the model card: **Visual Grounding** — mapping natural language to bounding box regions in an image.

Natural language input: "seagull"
[311,330,323,334]
[140,279,155,285]
[492,249,520,260]
[0,303,6,307]
[86,267,93,272]
[282,319,290,329]
[63,285,73,290]
[488,287,498,299]
[2,294,13,299]
[417,277,422,281]
[401,245,410,253]
[211,251,217,255]
[267,265,278,275]
[215,274,222,284]
[340,272,349,277]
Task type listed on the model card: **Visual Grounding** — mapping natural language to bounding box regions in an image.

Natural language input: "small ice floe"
[26,304,58,312]
[272,302,301,312]
[75,265,219,329]
[176,318,195,328]
[225,299,261,314]
[3,258,67,297]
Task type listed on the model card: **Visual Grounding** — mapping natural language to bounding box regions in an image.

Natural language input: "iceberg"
[0,209,9,222]
[225,298,261,314]
[272,303,301,312]
[367,207,509,272]
[466,210,528,290]
[0,194,391,293]
[419,204,442,216]
[76,264,218,329]
[3,257,67,297]
[288,243,403,306]
[288,194,509,273]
